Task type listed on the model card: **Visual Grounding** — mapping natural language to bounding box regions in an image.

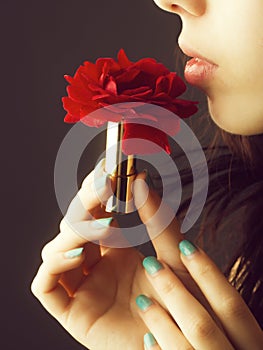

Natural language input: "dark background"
[1,1,204,349]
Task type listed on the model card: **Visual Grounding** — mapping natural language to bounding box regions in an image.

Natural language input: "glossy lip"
[179,43,218,87]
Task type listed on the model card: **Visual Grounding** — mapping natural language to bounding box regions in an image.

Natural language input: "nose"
[152,0,206,17]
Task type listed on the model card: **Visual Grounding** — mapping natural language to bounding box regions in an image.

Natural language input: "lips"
[179,43,218,87]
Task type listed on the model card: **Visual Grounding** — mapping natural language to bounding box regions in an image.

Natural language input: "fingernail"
[64,247,84,259]
[144,332,157,349]
[136,294,153,311]
[91,217,113,229]
[143,256,164,275]
[179,240,197,256]
[94,173,109,191]
[132,178,149,209]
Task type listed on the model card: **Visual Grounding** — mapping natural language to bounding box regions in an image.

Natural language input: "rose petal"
[83,61,99,82]
[92,94,111,100]
[155,76,170,95]
[122,123,171,155]
[135,59,169,76]
[67,85,94,103]
[88,83,106,93]
[64,74,74,84]
[64,113,81,123]
[62,49,199,155]
[117,48,133,68]
[168,73,186,97]
[122,86,151,96]
[96,58,120,75]
[62,97,82,117]
[105,77,118,95]
[115,68,140,85]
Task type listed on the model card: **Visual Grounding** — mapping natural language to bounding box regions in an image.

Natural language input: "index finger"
[45,159,114,252]
[133,173,185,270]
[65,158,112,223]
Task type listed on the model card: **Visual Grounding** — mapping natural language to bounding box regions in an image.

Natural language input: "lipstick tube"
[105,121,137,214]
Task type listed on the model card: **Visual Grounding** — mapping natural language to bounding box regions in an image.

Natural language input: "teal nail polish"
[64,247,84,259]
[179,240,197,256]
[136,294,153,311]
[144,333,157,349]
[143,256,163,275]
[91,217,113,229]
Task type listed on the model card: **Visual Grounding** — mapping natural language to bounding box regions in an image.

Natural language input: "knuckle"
[59,217,75,235]
[30,279,38,296]
[188,316,217,339]
[81,175,90,189]
[41,241,53,261]
[197,263,214,278]
[30,275,42,298]
[221,295,247,320]
[59,217,68,232]
[159,278,178,295]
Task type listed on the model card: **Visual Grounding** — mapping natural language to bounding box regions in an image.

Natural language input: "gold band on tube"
[105,121,137,214]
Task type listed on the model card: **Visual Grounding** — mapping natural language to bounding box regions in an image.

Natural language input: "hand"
[31,160,152,349]
[31,161,222,350]
[133,177,262,349]
[135,246,263,349]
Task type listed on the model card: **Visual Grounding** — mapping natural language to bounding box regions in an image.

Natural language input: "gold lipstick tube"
[105,121,137,214]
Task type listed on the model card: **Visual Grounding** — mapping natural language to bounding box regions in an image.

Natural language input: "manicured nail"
[136,294,153,311]
[179,240,197,256]
[143,256,164,275]
[94,173,109,191]
[144,332,157,349]
[91,217,113,229]
[64,247,84,259]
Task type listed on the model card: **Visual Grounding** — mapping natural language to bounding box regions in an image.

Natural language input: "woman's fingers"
[143,333,161,350]
[138,256,234,350]
[41,217,114,262]
[32,160,116,317]
[136,295,193,350]
[63,158,113,225]
[179,240,263,350]
[31,247,85,318]
[133,173,185,270]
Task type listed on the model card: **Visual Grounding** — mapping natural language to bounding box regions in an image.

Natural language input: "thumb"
[133,171,185,270]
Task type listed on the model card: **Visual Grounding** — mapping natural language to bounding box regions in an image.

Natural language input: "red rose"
[62,49,198,154]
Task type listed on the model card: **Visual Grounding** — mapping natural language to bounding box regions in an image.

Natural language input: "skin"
[31,0,263,349]
[31,163,263,349]
[153,0,263,135]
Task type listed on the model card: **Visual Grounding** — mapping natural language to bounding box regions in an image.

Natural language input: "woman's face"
[153,0,263,135]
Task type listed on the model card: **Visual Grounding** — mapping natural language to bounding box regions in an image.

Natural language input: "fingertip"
[135,169,148,181]
[64,247,84,259]
[132,174,150,209]
[179,240,198,258]
[144,332,157,349]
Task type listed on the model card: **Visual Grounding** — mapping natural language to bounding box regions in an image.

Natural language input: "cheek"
[206,12,263,135]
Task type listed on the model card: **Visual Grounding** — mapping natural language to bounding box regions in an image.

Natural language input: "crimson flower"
[62,49,198,154]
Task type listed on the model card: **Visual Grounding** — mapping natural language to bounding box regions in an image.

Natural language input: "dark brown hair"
[177,110,263,328]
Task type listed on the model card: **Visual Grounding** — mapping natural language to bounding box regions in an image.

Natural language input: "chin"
[207,97,263,136]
